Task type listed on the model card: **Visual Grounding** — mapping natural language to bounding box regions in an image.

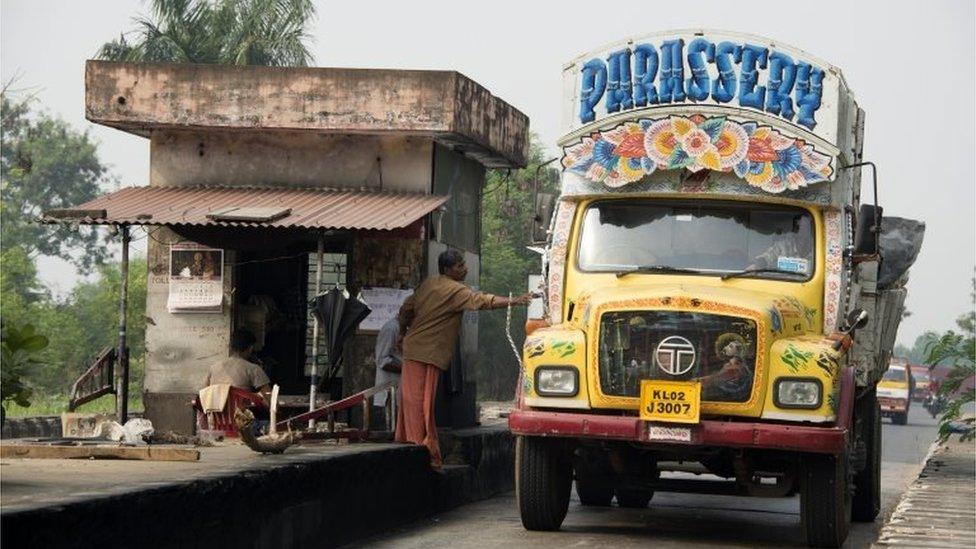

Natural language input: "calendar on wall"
[167,243,224,313]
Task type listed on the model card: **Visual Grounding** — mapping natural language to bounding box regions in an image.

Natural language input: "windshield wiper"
[615,265,702,278]
[721,268,807,281]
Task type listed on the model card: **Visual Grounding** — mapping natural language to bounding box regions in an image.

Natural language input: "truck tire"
[615,487,653,508]
[801,451,852,548]
[853,390,881,522]
[575,479,613,506]
[893,411,908,425]
[516,435,571,531]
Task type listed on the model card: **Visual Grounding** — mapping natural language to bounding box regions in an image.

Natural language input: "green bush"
[1,321,49,410]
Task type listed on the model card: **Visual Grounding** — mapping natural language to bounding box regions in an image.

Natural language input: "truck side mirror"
[854,204,882,256]
[531,193,555,244]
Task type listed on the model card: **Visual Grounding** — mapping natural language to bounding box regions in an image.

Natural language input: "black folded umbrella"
[312,287,371,391]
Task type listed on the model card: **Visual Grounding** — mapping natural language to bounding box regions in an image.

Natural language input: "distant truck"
[878,360,914,424]
[509,30,924,548]
[909,364,932,402]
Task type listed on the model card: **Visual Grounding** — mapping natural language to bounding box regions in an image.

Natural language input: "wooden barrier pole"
[116,225,131,423]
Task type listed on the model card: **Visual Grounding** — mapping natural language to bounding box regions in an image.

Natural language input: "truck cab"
[509,30,924,548]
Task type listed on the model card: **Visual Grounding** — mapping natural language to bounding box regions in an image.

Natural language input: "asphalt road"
[357,405,940,548]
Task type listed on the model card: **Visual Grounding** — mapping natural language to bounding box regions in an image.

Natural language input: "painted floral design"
[548,200,574,324]
[561,115,834,193]
[823,210,843,332]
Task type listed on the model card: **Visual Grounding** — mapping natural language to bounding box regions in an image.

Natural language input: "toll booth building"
[47,61,529,434]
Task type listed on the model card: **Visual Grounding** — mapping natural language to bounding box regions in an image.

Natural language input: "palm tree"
[97,0,315,67]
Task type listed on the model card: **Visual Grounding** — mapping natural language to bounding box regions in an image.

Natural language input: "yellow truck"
[510,30,924,548]
[877,360,914,425]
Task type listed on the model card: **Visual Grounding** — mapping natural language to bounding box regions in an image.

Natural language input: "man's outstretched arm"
[488,293,532,309]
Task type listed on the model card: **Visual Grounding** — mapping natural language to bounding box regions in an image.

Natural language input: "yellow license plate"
[640,380,701,424]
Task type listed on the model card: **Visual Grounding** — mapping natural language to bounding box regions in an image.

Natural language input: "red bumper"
[508,410,848,455]
[878,397,908,413]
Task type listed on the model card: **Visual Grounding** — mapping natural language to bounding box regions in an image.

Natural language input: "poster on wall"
[167,243,224,313]
[358,287,413,331]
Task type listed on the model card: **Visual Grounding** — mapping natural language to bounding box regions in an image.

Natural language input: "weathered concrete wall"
[151,131,433,192]
[343,235,426,400]
[0,416,61,439]
[451,73,529,169]
[86,61,529,168]
[143,229,235,394]
[432,143,484,253]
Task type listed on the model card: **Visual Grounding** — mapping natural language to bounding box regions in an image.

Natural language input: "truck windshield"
[883,367,907,382]
[577,199,815,281]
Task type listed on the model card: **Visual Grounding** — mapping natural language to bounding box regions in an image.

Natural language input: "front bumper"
[509,409,848,454]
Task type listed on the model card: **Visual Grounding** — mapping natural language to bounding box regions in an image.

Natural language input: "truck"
[909,363,932,402]
[509,30,924,548]
[878,359,914,424]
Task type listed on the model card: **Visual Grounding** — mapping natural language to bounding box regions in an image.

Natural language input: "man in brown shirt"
[204,328,272,397]
[395,249,530,468]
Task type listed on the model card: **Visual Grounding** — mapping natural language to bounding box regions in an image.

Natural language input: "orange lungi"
[394,359,442,468]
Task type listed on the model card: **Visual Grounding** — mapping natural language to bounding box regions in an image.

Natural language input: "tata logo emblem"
[655,336,696,375]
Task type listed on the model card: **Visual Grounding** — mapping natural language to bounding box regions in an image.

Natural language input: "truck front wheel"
[801,451,852,547]
[516,435,572,531]
[852,390,881,522]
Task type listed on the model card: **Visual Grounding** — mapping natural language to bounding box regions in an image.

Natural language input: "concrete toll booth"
[47,61,529,434]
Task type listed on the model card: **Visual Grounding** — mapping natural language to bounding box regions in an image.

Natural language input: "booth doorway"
[234,243,350,395]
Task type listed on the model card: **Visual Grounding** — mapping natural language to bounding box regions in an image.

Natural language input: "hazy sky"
[2,0,974,347]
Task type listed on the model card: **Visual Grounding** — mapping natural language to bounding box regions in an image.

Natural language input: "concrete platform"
[874,438,976,548]
[0,425,514,548]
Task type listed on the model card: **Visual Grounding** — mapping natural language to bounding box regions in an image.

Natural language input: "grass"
[4,388,144,417]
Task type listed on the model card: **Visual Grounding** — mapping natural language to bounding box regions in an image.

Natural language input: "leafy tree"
[1,321,49,414]
[1,92,112,269]
[32,258,149,393]
[98,0,316,67]
[925,277,976,442]
[0,246,47,313]
[894,331,941,365]
[477,139,559,399]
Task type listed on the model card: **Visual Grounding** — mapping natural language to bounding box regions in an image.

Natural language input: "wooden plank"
[0,444,200,462]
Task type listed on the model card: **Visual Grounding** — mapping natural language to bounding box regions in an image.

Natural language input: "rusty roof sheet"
[41,186,448,231]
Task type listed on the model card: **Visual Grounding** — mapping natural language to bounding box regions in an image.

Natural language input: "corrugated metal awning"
[41,186,449,231]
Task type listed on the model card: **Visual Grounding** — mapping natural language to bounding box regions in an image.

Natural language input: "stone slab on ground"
[873,439,976,548]
[0,415,62,439]
[1,425,514,548]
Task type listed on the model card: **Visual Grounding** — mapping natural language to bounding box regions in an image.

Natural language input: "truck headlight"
[775,378,822,409]
[535,367,579,397]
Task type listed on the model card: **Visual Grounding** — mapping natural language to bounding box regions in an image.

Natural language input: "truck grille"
[598,310,757,403]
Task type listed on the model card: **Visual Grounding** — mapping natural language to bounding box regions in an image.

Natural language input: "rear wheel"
[575,479,614,506]
[615,487,653,508]
[893,410,908,425]
[574,447,613,506]
[516,436,572,531]
[801,451,852,547]
[853,390,881,522]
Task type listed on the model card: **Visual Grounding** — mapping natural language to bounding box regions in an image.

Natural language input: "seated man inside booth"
[204,328,273,399]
